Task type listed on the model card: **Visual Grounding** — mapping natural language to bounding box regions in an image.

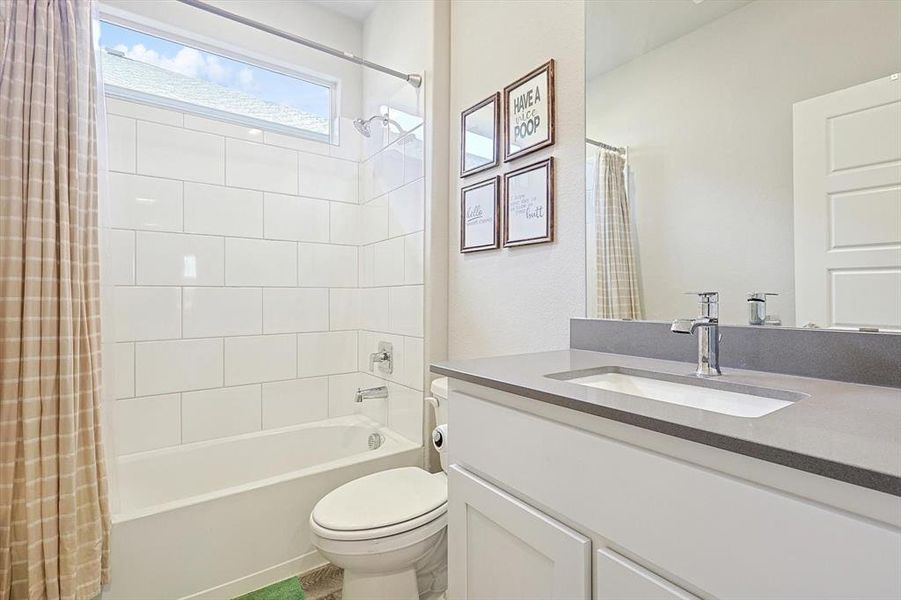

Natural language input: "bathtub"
[101,415,421,600]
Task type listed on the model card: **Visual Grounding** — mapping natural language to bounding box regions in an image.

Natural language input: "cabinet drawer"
[596,548,698,600]
[451,389,901,599]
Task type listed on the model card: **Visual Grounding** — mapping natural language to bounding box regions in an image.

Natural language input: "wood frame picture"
[460,93,500,177]
[503,157,554,247]
[461,176,501,253]
[503,59,555,162]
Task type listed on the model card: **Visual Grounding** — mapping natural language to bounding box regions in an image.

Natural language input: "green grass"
[233,577,304,600]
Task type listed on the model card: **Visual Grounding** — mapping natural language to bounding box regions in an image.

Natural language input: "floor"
[299,564,343,600]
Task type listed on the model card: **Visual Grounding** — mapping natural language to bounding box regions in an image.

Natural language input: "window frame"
[97,6,340,145]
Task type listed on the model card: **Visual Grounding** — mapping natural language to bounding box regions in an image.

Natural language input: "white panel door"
[596,548,699,600]
[793,73,901,330]
[447,465,591,600]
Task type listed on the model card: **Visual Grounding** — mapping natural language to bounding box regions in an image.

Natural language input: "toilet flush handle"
[426,396,441,423]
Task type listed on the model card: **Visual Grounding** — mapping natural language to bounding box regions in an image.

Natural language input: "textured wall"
[448,0,586,359]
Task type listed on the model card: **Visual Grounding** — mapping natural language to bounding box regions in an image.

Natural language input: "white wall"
[105,98,365,455]
[448,0,586,359]
[586,0,901,324]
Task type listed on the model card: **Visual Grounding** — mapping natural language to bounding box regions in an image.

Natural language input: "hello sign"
[504,60,555,162]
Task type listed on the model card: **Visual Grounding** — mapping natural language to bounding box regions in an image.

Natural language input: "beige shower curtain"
[595,147,642,319]
[0,1,111,599]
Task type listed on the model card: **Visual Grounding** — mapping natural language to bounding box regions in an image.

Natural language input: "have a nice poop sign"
[505,60,554,159]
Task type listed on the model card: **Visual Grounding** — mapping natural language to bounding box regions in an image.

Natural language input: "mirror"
[585,0,901,330]
[461,93,500,177]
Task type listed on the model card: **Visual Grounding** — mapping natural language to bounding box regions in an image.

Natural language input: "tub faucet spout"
[355,385,388,403]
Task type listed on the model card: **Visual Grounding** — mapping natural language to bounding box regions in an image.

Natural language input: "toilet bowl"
[309,378,449,600]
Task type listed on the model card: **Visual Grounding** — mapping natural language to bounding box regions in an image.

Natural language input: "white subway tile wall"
[183,183,264,238]
[263,193,330,242]
[183,287,263,338]
[137,121,225,184]
[225,138,298,194]
[136,231,224,286]
[109,173,183,232]
[225,238,298,287]
[109,230,135,286]
[105,97,425,455]
[357,126,426,444]
[261,377,329,429]
[181,385,263,443]
[114,394,181,455]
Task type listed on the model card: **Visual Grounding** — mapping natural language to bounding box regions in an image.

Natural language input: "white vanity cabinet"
[446,384,901,600]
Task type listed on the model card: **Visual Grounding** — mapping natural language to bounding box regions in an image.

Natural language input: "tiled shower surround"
[105,97,425,456]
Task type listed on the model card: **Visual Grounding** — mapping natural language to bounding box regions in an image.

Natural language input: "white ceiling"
[308,0,378,22]
[587,0,751,79]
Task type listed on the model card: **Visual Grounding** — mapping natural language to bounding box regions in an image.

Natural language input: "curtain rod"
[586,137,626,154]
[174,0,423,88]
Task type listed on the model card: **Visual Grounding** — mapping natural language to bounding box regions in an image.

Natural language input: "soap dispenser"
[747,292,780,326]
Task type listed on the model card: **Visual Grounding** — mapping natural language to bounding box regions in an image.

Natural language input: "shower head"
[352,113,389,137]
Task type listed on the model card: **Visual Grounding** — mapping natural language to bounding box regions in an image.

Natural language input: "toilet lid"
[312,467,447,531]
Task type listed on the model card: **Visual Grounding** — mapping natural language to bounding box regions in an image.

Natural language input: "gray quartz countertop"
[431,350,901,496]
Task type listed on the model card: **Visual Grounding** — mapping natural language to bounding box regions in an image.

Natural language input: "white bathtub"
[101,415,421,600]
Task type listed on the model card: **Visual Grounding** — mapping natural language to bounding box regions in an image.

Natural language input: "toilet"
[309,378,449,600]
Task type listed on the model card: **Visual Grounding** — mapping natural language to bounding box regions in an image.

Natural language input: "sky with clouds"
[99,21,330,119]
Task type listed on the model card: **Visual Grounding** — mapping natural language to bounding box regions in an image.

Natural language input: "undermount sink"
[546,367,807,418]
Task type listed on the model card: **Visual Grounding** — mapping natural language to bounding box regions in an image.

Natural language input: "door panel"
[830,186,901,248]
[831,268,901,328]
[447,465,591,600]
[829,100,901,170]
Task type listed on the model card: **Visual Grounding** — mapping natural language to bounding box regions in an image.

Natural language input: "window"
[99,19,334,142]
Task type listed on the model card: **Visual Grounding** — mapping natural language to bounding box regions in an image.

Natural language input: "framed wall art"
[461,176,501,253]
[504,59,555,162]
[503,157,554,247]
[461,93,500,177]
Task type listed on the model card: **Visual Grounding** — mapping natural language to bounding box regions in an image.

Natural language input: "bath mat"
[299,564,343,600]
[233,577,304,600]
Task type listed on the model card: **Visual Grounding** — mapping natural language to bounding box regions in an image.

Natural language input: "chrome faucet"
[747,292,780,326]
[672,291,722,377]
[368,341,393,374]
[355,385,388,403]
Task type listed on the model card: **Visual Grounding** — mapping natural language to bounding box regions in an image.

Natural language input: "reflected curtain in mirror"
[593,146,642,320]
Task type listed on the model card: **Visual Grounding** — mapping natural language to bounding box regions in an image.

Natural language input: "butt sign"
[460,60,556,252]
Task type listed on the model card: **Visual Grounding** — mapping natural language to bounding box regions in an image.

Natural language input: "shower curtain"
[0,1,111,598]
[594,146,642,320]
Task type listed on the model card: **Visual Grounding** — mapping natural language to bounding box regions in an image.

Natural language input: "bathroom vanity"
[432,349,901,600]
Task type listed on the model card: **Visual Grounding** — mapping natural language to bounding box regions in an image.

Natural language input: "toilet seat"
[311,502,447,542]
[311,467,447,542]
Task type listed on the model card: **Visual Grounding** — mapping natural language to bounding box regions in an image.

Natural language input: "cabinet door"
[596,548,699,600]
[448,465,591,600]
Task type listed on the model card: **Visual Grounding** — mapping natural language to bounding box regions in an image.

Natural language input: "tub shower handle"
[368,341,394,374]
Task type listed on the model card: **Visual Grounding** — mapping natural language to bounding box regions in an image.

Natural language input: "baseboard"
[181,550,327,600]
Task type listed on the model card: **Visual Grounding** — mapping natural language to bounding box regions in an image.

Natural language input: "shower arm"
[174,0,423,89]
